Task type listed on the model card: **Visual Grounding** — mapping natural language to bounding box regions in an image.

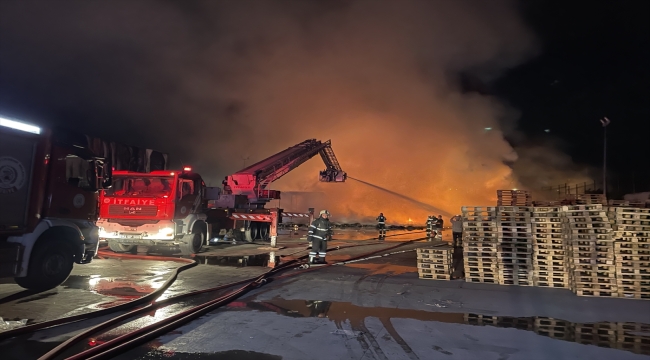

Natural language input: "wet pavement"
[0,229,648,359]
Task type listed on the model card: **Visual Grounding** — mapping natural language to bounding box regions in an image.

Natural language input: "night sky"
[496,1,649,195]
[0,0,648,198]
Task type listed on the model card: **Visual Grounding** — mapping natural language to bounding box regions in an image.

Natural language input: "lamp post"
[600,117,611,198]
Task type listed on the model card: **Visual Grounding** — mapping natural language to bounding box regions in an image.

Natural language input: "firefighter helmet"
[319,209,330,216]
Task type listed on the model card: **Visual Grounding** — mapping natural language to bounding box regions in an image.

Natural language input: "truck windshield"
[105,176,173,197]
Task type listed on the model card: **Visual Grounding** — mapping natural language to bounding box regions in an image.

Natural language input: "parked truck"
[0,117,111,290]
[98,139,346,255]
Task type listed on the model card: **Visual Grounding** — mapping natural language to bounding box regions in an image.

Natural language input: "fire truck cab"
[1,117,111,290]
[98,168,208,255]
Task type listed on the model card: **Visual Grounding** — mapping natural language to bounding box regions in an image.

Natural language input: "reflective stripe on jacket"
[308,217,332,241]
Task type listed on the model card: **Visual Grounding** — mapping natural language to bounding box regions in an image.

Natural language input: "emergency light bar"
[0,116,41,134]
[183,166,192,171]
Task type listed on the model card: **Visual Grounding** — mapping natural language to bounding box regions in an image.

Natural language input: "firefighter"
[426,215,435,240]
[435,215,444,240]
[376,213,387,237]
[308,210,332,264]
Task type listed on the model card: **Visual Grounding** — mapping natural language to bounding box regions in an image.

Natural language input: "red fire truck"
[98,139,346,255]
[0,116,112,290]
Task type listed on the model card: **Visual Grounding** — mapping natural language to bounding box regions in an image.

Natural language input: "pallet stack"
[609,207,650,299]
[416,246,453,280]
[461,206,499,284]
[608,200,646,208]
[563,204,617,297]
[497,190,532,206]
[531,206,570,288]
[496,206,534,286]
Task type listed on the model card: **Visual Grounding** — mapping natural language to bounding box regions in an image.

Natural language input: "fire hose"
[53,236,428,360]
[2,231,432,359]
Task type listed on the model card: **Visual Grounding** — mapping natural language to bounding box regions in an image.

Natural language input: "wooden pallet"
[536,264,570,272]
[417,263,450,271]
[497,237,534,245]
[418,272,452,280]
[417,253,452,261]
[465,257,498,265]
[417,247,453,254]
[608,200,647,208]
[563,204,604,211]
[464,251,500,258]
[464,266,498,274]
[609,207,650,214]
[534,249,568,256]
[532,235,564,242]
[531,217,562,223]
[465,277,498,284]
[574,289,619,297]
[463,221,497,227]
[464,231,499,237]
[499,278,534,286]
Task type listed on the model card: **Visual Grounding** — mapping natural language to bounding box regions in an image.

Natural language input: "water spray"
[348,176,452,217]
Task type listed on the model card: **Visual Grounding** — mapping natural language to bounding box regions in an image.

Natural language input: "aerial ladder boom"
[223,139,346,204]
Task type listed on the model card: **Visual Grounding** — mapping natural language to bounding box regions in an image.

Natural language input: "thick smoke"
[1,0,579,224]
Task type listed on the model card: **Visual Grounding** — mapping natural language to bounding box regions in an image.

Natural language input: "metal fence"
[540,181,602,197]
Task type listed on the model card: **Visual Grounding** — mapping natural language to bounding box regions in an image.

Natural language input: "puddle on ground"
[62,275,162,299]
[224,298,650,356]
[126,349,282,359]
[193,254,279,267]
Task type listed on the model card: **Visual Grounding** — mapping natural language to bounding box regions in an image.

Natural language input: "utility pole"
[600,117,611,198]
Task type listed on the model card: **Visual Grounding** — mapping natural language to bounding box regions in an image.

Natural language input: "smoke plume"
[0,0,580,223]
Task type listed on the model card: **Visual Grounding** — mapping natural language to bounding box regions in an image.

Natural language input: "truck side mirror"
[101,160,113,189]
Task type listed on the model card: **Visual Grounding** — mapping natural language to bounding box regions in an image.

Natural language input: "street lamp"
[600,117,611,198]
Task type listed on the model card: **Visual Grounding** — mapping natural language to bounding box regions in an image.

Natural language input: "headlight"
[98,227,107,237]
[159,227,174,236]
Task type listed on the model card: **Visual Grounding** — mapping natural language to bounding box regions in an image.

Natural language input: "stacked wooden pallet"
[497,190,532,206]
[609,207,650,299]
[608,200,646,208]
[461,206,498,284]
[417,246,452,280]
[563,204,617,297]
[496,206,533,286]
[531,206,570,288]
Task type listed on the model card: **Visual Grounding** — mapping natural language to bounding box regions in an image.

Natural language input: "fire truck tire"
[14,239,74,291]
[260,224,270,241]
[107,240,136,253]
[180,227,205,255]
[250,223,259,241]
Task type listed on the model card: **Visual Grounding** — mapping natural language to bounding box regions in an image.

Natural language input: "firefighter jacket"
[376,215,386,224]
[426,217,435,229]
[308,217,332,241]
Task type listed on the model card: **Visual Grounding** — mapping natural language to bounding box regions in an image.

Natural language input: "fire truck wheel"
[180,227,205,255]
[259,224,270,241]
[15,239,74,291]
[107,240,136,253]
